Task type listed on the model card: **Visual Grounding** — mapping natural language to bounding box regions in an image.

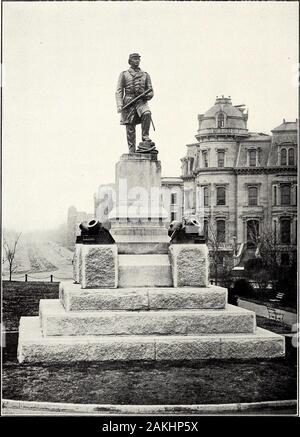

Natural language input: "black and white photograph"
[1,0,299,421]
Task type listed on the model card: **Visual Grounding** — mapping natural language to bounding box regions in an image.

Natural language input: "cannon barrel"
[87,219,102,235]
[78,219,115,244]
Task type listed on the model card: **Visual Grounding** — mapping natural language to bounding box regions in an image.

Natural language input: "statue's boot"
[141,111,151,142]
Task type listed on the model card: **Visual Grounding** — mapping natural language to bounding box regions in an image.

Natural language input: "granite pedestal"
[109,153,169,254]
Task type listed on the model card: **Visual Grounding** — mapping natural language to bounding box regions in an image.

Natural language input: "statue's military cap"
[128,53,141,60]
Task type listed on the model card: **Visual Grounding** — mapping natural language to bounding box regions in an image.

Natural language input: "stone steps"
[39,300,256,336]
[118,254,172,287]
[59,283,228,311]
[18,317,285,363]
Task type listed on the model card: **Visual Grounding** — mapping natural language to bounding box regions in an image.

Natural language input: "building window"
[249,150,257,167]
[190,157,194,172]
[288,148,295,165]
[217,151,225,168]
[280,148,287,165]
[202,151,208,168]
[204,220,208,240]
[171,212,177,222]
[216,186,226,205]
[281,184,291,205]
[203,186,209,206]
[171,193,177,205]
[281,219,291,244]
[273,220,277,243]
[216,220,225,243]
[273,185,277,206]
[217,113,225,128]
[248,187,258,206]
[281,253,290,265]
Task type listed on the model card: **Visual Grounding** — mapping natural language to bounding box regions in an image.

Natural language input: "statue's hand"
[117,106,123,113]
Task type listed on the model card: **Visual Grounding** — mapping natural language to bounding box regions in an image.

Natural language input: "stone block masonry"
[80,245,118,289]
[169,244,209,287]
[73,244,81,284]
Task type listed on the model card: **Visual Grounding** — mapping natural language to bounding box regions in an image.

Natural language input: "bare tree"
[206,220,226,285]
[3,232,22,281]
[247,223,278,271]
[246,222,295,290]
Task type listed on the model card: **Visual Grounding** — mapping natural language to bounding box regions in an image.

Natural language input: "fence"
[3,272,73,282]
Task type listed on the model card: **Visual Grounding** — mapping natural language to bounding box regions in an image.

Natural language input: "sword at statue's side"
[150,115,156,131]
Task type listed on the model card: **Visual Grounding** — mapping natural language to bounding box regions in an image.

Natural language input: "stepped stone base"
[118,254,172,287]
[18,317,285,364]
[59,283,228,312]
[39,300,255,336]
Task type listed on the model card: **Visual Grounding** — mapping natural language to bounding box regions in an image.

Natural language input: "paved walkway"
[1,399,297,416]
[238,299,297,327]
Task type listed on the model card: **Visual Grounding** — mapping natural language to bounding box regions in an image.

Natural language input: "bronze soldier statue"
[116,53,156,154]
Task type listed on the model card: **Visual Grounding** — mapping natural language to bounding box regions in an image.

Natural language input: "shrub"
[244,258,264,273]
[232,278,254,298]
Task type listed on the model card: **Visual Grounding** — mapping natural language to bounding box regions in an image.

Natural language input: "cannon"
[168,216,205,244]
[76,220,115,244]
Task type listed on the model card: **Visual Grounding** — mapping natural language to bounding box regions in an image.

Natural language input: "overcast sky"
[2,1,298,232]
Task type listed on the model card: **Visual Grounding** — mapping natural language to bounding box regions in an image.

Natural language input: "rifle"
[122,88,152,111]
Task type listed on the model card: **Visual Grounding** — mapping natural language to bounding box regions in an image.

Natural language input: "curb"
[2,399,297,415]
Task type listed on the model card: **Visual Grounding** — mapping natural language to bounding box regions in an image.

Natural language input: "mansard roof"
[272,120,298,132]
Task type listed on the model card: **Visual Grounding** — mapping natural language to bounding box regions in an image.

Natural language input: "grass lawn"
[3,281,59,331]
[2,351,297,405]
[2,281,297,406]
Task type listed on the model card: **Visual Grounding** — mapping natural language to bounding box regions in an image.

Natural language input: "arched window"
[216,220,225,243]
[280,148,287,165]
[248,187,258,206]
[216,186,226,205]
[288,148,295,165]
[217,113,225,128]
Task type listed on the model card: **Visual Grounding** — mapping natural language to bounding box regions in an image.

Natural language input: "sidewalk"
[238,298,297,327]
[2,399,297,416]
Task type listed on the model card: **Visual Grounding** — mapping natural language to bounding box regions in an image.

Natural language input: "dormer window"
[288,148,295,165]
[279,146,295,166]
[280,148,287,165]
[249,150,257,167]
[217,113,225,128]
